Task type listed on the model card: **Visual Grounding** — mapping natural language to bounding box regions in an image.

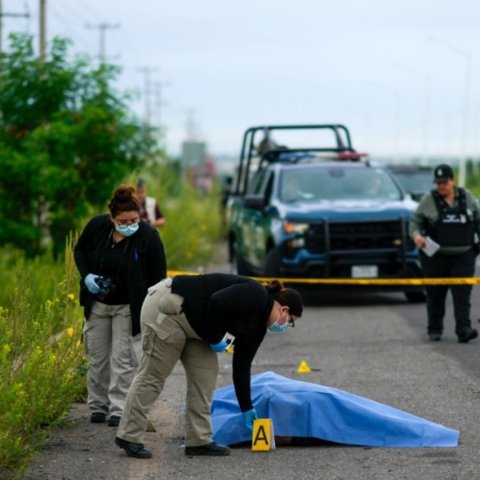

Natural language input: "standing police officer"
[409,164,480,343]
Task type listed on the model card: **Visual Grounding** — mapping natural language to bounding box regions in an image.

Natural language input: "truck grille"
[305,220,406,253]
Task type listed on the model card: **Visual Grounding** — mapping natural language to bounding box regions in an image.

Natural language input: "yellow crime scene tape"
[167,270,480,286]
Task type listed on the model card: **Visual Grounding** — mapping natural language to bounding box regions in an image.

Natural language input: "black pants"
[420,249,476,336]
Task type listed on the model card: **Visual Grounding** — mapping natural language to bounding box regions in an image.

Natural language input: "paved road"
[23,281,480,480]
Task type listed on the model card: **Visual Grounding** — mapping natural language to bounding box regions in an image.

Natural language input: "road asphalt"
[20,256,480,480]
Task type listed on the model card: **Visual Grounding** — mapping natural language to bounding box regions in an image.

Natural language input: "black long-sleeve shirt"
[171,273,273,411]
[74,214,167,335]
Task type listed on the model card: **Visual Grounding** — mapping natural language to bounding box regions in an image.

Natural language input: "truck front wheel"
[405,290,426,303]
[265,249,281,277]
[230,241,249,275]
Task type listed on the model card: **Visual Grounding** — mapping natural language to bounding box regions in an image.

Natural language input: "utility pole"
[85,22,119,64]
[138,66,158,132]
[153,81,169,127]
[0,0,30,55]
[153,81,169,145]
[39,0,46,63]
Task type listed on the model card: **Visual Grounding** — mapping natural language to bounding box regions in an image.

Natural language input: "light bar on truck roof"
[336,151,369,161]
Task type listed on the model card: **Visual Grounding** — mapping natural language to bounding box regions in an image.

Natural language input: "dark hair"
[108,184,140,217]
[265,279,303,317]
[136,178,146,188]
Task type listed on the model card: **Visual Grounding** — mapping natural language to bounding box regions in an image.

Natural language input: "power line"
[0,0,30,54]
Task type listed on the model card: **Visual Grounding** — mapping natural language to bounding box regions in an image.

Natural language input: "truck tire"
[230,241,249,275]
[264,249,281,277]
[405,290,426,303]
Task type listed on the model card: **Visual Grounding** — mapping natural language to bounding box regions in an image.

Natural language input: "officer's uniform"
[409,182,480,340]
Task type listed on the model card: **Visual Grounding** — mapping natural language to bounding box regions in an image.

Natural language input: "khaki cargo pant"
[84,302,142,418]
[117,278,219,447]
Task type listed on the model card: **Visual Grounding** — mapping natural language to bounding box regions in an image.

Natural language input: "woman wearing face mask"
[114,273,303,459]
[74,184,167,427]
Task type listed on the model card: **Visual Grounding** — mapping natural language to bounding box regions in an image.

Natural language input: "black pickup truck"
[225,124,425,302]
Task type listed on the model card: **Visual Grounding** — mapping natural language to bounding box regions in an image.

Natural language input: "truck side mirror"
[243,194,266,210]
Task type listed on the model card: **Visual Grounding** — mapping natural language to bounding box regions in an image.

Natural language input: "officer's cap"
[433,164,454,183]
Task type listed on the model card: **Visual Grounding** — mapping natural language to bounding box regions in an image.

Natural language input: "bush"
[0,240,85,475]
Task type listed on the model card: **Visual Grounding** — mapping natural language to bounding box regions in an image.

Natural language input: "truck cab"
[226,124,424,302]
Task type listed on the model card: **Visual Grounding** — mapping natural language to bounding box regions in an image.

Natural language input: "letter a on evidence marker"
[297,360,311,373]
[252,418,275,451]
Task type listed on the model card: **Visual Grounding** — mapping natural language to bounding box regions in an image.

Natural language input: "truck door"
[242,170,274,268]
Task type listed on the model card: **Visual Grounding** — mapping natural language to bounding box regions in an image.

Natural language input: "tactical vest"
[425,188,475,247]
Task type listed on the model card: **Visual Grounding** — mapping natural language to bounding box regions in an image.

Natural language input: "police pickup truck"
[226,124,425,302]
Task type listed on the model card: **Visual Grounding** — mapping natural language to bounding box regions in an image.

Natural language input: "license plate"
[351,265,378,278]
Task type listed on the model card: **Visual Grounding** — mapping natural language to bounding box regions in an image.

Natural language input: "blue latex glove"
[209,340,228,352]
[243,408,258,431]
[84,274,101,294]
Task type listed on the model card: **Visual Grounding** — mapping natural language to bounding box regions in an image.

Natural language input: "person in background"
[114,273,303,459]
[74,184,167,427]
[136,178,165,228]
[409,164,480,343]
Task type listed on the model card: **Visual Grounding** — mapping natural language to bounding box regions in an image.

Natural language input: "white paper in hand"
[221,332,235,348]
[422,236,440,257]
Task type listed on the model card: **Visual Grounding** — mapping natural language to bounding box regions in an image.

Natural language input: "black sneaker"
[90,412,106,423]
[458,328,478,343]
[185,442,231,456]
[115,437,152,459]
[428,333,442,342]
[108,415,121,427]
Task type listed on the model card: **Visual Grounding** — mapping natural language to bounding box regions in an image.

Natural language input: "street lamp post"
[428,36,473,187]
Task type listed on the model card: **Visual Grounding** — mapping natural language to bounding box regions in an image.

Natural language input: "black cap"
[433,164,454,183]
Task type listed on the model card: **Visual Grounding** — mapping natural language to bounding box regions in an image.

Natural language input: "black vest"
[425,188,475,247]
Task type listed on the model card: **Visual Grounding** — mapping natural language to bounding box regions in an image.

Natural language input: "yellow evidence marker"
[251,418,276,451]
[297,360,311,373]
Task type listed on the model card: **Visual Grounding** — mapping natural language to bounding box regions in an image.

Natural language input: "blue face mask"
[115,222,139,237]
[268,316,289,333]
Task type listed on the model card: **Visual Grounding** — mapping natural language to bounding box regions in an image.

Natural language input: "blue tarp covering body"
[212,372,459,448]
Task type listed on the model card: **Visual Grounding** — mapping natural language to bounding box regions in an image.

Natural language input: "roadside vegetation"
[0,34,223,478]
[465,162,480,196]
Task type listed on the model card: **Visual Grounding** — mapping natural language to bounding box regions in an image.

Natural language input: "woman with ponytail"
[115,272,303,459]
[74,184,167,427]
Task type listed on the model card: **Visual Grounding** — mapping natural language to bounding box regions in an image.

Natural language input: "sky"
[2,0,480,169]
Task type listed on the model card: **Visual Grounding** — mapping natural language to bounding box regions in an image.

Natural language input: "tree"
[0,34,156,256]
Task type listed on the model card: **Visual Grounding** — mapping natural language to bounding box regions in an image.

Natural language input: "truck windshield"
[390,171,432,194]
[280,166,402,202]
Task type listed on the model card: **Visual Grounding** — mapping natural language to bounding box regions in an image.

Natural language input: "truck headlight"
[283,222,309,234]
